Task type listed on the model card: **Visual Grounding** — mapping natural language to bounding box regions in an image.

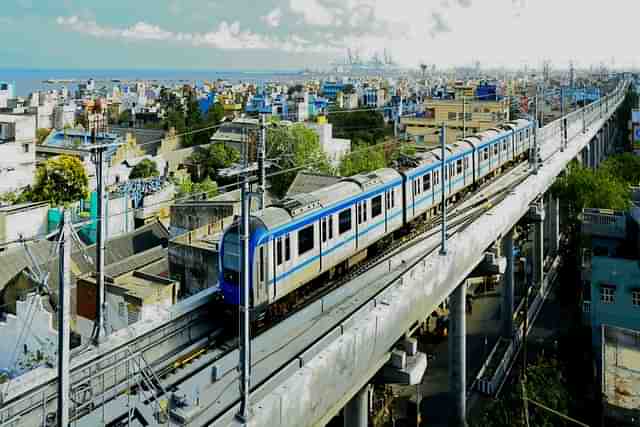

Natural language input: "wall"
[590,256,640,350]
[0,294,57,377]
[0,203,49,248]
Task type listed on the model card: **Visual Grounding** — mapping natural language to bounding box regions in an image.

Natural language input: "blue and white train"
[219,119,534,314]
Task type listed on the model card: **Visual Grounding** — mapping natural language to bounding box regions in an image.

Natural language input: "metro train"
[219,119,534,316]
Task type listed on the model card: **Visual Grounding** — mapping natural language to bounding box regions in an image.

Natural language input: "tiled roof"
[286,172,341,197]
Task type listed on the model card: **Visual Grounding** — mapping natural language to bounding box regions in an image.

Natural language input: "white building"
[53,104,76,129]
[307,122,351,167]
[0,202,49,250]
[0,114,37,192]
[0,82,15,109]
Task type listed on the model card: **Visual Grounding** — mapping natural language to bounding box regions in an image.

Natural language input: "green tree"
[551,160,631,227]
[599,153,640,185]
[174,175,219,199]
[189,143,240,181]
[339,143,386,176]
[129,159,160,179]
[329,110,390,145]
[36,128,51,145]
[267,124,334,197]
[118,110,132,125]
[30,155,89,206]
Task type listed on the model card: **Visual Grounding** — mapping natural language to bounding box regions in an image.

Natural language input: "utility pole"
[57,210,71,427]
[238,176,251,422]
[91,140,110,344]
[440,123,447,255]
[258,114,267,213]
[532,87,539,174]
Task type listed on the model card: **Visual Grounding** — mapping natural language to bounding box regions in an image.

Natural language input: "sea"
[0,68,308,97]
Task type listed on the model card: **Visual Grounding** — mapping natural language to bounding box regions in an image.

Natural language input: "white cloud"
[261,8,282,28]
[55,15,340,54]
[289,0,336,26]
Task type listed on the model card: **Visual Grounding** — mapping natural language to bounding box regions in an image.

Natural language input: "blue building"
[321,82,345,101]
[475,83,499,101]
[582,208,640,330]
[199,92,217,114]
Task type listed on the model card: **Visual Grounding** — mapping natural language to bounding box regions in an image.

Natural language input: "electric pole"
[440,123,447,255]
[57,210,71,427]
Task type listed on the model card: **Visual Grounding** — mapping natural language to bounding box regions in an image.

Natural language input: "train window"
[483,148,489,161]
[322,219,327,243]
[298,225,314,256]
[391,189,396,208]
[329,215,334,239]
[449,163,454,178]
[259,247,265,282]
[372,195,382,217]
[285,235,291,261]
[503,141,507,151]
[493,144,498,155]
[434,170,439,186]
[423,173,431,191]
[464,157,469,169]
[363,201,367,222]
[339,208,352,234]
[456,160,462,175]
[276,238,283,265]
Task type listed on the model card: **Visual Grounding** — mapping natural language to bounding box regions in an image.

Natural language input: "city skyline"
[1,0,638,71]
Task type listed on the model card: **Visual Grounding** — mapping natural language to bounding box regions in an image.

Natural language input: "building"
[53,104,76,129]
[0,114,37,192]
[0,82,15,109]
[321,82,345,101]
[306,122,351,167]
[401,97,510,146]
[581,208,640,425]
[210,118,259,161]
[76,248,180,342]
[0,202,49,251]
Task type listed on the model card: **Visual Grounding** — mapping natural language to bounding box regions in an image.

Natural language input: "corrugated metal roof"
[104,246,167,278]
[286,173,341,197]
[0,240,56,291]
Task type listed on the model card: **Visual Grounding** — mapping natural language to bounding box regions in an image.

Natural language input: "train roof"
[342,168,402,190]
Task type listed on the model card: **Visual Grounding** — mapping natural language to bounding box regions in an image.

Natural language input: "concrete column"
[588,139,595,169]
[533,200,544,294]
[449,282,467,427]
[502,228,515,338]
[548,196,560,256]
[343,384,369,427]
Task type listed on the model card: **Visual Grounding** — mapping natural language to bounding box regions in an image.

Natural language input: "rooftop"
[286,172,341,197]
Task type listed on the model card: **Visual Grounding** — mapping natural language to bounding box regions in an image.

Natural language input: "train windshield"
[222,227,241,286]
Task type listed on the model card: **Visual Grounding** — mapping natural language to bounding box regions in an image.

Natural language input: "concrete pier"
[343,385,370,427]
[502,229,515,338]
[448,283,467,426]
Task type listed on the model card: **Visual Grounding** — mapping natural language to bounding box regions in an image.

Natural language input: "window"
[298,225,314,255]
[503,141,507,152]
[118,302,125,317]
[23,144,29,153]
[372,195,382,217]
[339,208,352,234]
[493,144,499,155]
[391,190,395,208]
[464,157,469,169]
[448,112,457,120]
[600,286,615,304]
[483,147,489,161]
[285,235,291,261]
[276,238,283,265]
[357,202,367,224]
[465,112,472,121]
[423,173,431,192]
[322,219,327,243]
[456,159,463,175]
[328,216,333,239]
[633,290,640,307]
[259,247,265,282]
[434,170,439,186]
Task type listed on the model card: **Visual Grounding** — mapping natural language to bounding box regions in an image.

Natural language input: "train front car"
[219,216,270,313]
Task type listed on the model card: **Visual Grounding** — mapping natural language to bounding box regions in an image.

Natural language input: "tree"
[189,143,239,181]
[30,155,89,206]
[339,143,386,176]
[551,160,631,227]
[36,128,51,145]
[599,153,640,185]
[129,159,159,179]
[329,110,390,146]
[118,110,132,126]
[267,124,334,197]
[174,175,218,199]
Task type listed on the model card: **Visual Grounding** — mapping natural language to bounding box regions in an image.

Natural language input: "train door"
[320,213,335,272]
[253,244,268,307]
[272,233,292,300]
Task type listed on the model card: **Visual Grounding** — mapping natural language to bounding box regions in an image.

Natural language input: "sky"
[0,0,638,70]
